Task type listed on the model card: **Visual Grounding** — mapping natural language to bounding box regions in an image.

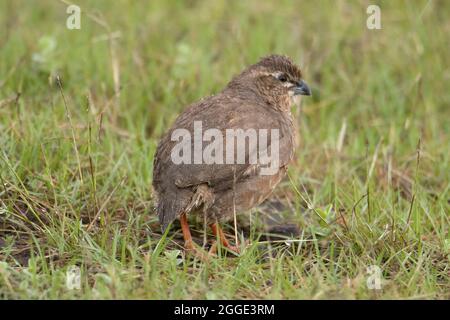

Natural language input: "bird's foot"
[208,241,241,256]
[184,240,210,261]
[184,239,195,251]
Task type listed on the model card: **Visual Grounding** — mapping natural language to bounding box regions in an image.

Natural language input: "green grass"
[0,0,448,299]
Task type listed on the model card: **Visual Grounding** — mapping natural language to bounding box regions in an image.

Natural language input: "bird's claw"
[208,241,243,256]
[184,241,209,261]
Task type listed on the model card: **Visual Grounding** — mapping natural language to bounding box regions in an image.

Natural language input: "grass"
[0,0,449,299]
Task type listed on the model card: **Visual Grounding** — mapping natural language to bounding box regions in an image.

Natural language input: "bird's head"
[226,55,311,110]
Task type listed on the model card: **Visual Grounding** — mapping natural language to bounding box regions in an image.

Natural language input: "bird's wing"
[153,94,295,192]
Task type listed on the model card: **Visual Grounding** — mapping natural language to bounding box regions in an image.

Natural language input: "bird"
[152,54,311,254]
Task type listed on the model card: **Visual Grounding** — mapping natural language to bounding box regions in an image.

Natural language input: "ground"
[0,0,448,299]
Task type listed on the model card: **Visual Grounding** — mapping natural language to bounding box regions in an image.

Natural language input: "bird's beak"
[293,80,312,96]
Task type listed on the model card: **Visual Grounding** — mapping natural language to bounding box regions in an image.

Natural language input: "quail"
[152,55,311,253]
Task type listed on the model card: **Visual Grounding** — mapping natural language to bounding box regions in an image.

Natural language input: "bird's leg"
[209,223,240,254]
[180,212,194,250]
[180,212,210,261]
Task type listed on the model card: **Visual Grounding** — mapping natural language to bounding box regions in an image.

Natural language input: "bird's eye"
[277,74,288,82]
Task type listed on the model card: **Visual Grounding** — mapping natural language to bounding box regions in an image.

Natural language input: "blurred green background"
[0,1,448,299]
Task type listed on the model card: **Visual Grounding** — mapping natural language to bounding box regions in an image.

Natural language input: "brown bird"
[153,54,311,253]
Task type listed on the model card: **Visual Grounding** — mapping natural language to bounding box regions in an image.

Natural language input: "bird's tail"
[156,188,192,232]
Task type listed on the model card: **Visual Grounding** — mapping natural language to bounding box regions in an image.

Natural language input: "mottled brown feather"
[153,54,306,231]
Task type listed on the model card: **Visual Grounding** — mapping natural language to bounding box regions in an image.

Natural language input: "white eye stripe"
[272,72,287,81]
[272,72,284,78]
[271,72,294,87]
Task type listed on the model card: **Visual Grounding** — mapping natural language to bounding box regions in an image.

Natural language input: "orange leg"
[209,223,239,254]
[180,212,194,250]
